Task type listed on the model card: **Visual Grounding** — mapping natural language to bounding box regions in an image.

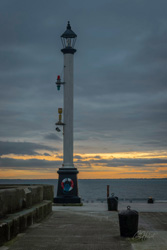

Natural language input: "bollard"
[107,185,110,198]
[107,193,118,211]
[119,206,139,237]
[148,197,154,203]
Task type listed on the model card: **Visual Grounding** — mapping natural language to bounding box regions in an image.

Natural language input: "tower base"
[54,168,82,204]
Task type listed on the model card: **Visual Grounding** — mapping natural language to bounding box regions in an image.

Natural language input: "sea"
[0,179,167,202]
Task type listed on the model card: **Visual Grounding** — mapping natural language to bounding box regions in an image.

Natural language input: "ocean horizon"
[1,178,167,202]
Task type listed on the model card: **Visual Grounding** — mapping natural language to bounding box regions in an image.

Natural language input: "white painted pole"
[63,53,74,168]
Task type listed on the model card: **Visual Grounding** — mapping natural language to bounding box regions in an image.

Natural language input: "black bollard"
[148,197,154,203]
[107,193,118,211]
[119,206,139,237]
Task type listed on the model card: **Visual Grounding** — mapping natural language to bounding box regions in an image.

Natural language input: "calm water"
[0,179,167,202]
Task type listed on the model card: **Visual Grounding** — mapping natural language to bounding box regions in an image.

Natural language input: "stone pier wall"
[0,184,54,246]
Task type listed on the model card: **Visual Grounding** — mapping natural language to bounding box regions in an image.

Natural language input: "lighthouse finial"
[67,21,71,30]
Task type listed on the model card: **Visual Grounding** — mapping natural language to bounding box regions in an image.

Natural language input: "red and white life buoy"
[61,178,74,192]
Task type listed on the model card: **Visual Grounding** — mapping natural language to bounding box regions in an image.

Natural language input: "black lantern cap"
[61,21,77,39]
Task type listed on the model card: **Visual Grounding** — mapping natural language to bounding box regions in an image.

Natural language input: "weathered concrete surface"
[3,210,132,250]
[0,184,54,247]
[42,184,54,201]
[0,185,54,218]
[118,201,167,213]
[0,201,52,246]
[131,212,167,250]
[2,202,167,250]
[0,188,25,217]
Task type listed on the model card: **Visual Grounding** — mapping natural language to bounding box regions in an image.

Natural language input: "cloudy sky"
[0,0,167,179]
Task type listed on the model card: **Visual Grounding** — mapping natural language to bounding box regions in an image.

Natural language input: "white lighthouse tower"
[54,22,81,204]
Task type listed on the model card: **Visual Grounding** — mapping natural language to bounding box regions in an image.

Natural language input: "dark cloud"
[0,155,167,172]
[44,133,61,141]
[0,0,167,161]
[94,156,101,159]
[74,155,83,160]
[93,158,167,167]
[76,157,167,168]
[0,141,57,156]
[0,157,60,169]
[43,153,51,156]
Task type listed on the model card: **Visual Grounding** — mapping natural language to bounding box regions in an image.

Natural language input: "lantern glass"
[61,37,77,49]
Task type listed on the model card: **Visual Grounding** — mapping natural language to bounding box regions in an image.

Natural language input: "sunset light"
[1,150,167,179]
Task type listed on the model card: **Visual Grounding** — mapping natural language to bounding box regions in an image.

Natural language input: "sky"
[0,0,167,179]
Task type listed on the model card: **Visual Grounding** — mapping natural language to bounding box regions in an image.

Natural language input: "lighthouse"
[54,22,81,204]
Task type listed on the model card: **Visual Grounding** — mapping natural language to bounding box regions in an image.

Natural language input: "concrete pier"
[0,184,54,246]
[1,202,167,250]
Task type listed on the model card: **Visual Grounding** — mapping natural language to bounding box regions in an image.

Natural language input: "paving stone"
[3,203,167,250]
[6,210,132,250]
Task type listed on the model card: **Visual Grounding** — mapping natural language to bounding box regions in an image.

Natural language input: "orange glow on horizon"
[2,150,167,161]
[0,150,167,179]
[0,167,167,179]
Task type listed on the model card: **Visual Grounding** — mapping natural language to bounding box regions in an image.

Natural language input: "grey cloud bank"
[0,141,57,156]
[1,156,167,171]
[0,0,167,167]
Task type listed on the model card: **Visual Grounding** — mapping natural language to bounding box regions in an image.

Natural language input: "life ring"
[61,178,74,192]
